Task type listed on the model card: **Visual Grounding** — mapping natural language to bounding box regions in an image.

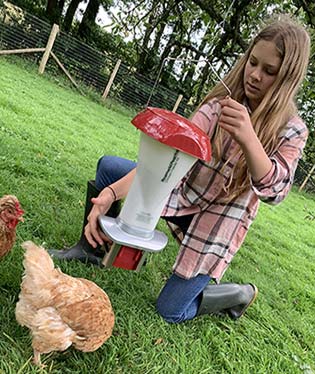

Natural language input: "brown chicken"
[15,241,115,366]
[0,195,24,258]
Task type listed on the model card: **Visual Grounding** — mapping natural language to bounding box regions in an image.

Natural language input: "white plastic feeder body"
[118,132,197,237]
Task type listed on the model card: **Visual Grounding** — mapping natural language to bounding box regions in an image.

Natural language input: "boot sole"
[245,283,258,313]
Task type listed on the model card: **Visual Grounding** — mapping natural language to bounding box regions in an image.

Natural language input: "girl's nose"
[250,68,262,81]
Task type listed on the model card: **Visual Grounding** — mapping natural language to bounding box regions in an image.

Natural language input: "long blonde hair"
[198,15,310,200]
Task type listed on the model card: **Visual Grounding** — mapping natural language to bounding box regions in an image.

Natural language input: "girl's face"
[243,40,282,111]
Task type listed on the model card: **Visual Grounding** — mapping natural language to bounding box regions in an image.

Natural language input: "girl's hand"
[218,97,256,148]
[219,97,273,181]
[84,190,114,248]
[84,168,136,248]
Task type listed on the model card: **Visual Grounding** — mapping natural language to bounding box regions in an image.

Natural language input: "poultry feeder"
[98,107,211,271]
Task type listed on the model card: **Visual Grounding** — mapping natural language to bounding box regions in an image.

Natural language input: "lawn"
[0,56,315,374]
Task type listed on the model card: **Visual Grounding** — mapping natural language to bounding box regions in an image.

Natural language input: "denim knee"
[96,155,115,177]
[156,299,184,324]
[95,155,136,190]
[95,156,114,190]
[155,273,211,324]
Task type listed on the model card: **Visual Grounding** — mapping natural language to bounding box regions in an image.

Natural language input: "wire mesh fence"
[0,2,191,116]
[0,2,314,193]
[0,6,51,56]
[294,159,315,193]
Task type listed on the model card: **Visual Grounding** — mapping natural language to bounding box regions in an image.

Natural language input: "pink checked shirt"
[162,99,308,282]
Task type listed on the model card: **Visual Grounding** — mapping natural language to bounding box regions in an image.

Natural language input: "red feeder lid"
[131,107,211,161]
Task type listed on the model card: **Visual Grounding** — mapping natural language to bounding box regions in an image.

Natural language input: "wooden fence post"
[0,48,45,56]
[102,59,121,101]
[299,163,315,192]
[172,94,183,113]
[38,23,59,74]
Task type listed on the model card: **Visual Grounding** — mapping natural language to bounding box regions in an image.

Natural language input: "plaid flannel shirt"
[162,99,308,282]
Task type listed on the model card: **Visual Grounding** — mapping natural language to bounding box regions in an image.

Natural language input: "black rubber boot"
[49,180,120,266]
[197,283,258,320]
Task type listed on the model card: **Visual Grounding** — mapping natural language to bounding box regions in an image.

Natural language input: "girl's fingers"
[85,192,115,247]
[84,225,99,248]
[85,212,104,246]
[219,122,235,134]
[220,97,242,108]
[219,114,237,126]
[218,121,236,133]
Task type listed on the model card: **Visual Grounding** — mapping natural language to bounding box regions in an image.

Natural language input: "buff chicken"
[15,241,115,366]
[0,194,24,258]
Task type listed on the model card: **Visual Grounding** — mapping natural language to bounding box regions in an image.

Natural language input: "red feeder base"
[112,245,144,270]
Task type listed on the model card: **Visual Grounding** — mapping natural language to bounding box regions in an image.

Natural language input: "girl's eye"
[249,59,257,66]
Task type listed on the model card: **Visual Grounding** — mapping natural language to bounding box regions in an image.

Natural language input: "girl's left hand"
[218,97,256,147]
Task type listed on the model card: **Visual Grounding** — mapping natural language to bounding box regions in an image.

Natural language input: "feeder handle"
[146,57,231,108]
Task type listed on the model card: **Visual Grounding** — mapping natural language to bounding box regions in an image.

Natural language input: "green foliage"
[71,21,138,67]
[0,56,315,374]
[9,0,46,18]
[297,72,315,164]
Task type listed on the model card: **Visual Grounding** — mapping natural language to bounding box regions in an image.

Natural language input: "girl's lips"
[246,82,259,92]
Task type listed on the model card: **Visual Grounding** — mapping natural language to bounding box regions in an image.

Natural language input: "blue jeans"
[95,155,211,323]
[95,155,137,190]
[156,273,211,323]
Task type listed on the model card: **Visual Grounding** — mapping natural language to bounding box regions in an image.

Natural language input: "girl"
[50,15,310,323]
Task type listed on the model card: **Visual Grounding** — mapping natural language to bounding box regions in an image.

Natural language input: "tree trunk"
[58,0,65,15]
[45,0,60,23]
[63,0,81,32]
[136,11,156,74]
[78,0,101,39]
[180,25,211,97]
[136,1,171,75]
[194,63,210,104]
[160,44,182,88]
[158,18,182,86]
[152,21,167,54]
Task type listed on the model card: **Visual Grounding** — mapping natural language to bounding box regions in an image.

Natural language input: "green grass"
[0,56,315,374]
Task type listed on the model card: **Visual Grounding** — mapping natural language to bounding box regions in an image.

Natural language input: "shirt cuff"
[250,162,276,198]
